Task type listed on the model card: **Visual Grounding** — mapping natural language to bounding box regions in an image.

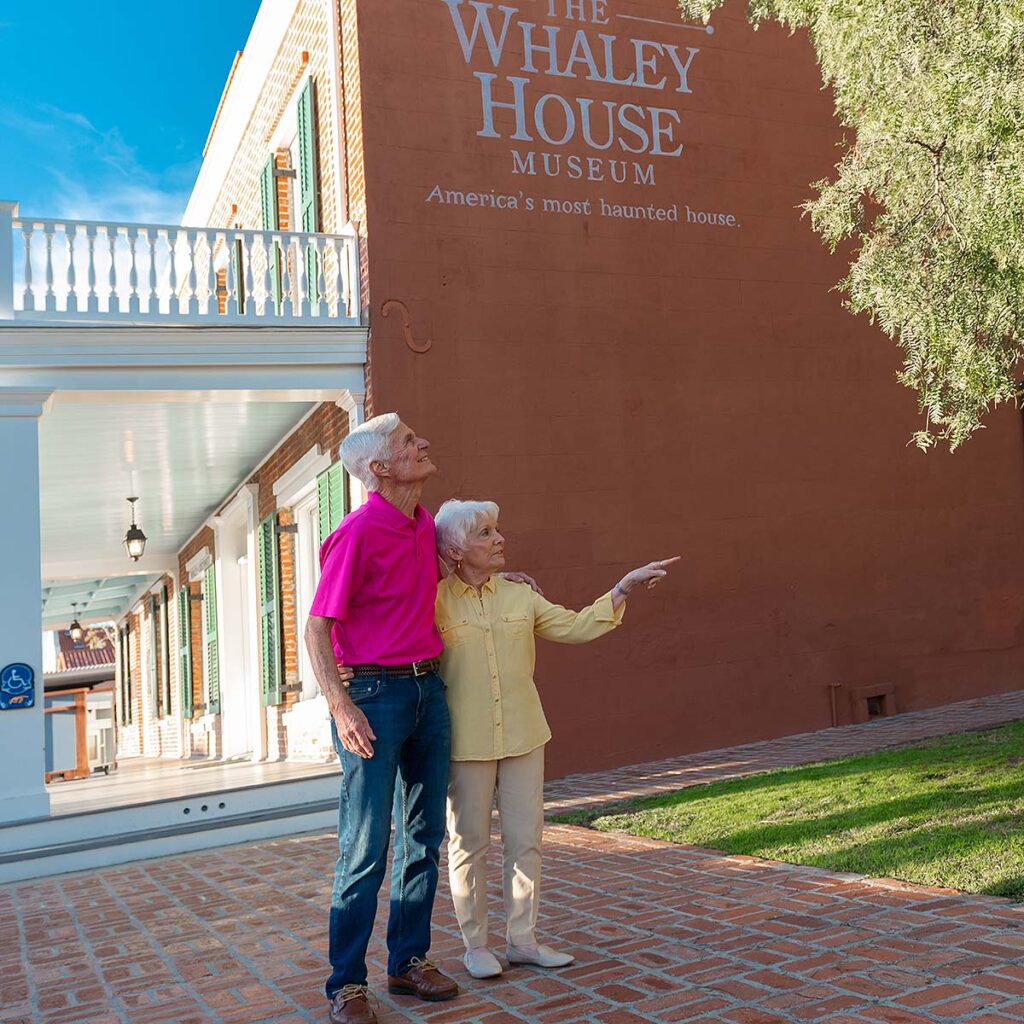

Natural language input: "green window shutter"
[260,154,282,312]
[260,154,278,228]
[126,627,134,725]
[317,468,331,546]
[329,461,348,531]
[178,586,193,720]
[204,565,221,715]
[258,513,283,706]
[297,77,321,302]
[298,79,320,232]
[119,626,133,726]
[159,586,171,717]
[117,628,125,725]
[231,238,246,314]
[148,596,159,717]
[317,461,349,545]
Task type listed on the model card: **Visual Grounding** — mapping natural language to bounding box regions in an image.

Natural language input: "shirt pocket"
[501,612,531,641]
[440,618,471,650]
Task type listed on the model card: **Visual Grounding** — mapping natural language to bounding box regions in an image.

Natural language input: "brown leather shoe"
[328,984,377,1024]
[387,956,459,1001]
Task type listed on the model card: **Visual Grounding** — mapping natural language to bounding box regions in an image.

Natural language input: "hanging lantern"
[69,602,84,642]
[123,496,147,562]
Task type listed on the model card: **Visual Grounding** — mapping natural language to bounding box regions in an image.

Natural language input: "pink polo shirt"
[309,492,443,666]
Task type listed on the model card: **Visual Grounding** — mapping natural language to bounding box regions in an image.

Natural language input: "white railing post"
[185,230,199,316]
[43,223,56,314]
[345,223,361,321]
[204,230,217,317]
[147,229,159,315]
[167,228,180,317]
[127,227,140,315]
[297,238,310,318]
[280,239,293,319]
[86,224,98,315]
[0,201,16,319]
[66,224,79,314]
[106,229,118,314]
[243,235,256,321]
[314,237,327,317]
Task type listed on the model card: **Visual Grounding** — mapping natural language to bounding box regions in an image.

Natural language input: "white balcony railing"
[0,201,360,325]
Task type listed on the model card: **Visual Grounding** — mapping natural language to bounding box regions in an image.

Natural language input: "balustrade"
[0,202,360,325]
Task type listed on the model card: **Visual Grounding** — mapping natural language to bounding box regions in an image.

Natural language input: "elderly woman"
[434,499,677,980]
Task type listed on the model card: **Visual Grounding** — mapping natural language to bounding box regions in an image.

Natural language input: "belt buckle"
[412,659,431,677]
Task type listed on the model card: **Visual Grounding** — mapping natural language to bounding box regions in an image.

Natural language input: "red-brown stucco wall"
[348,0,1024,777]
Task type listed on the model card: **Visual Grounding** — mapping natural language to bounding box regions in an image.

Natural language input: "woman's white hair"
[435,499,500,560]
[339,412,401,492]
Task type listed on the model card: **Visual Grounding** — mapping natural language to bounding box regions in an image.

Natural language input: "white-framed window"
[293,489,321,699]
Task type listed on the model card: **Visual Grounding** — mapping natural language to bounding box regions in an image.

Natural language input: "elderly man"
[305,413,457,1024]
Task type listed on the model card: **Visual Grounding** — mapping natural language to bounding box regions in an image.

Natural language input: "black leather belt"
[350,658,441,678]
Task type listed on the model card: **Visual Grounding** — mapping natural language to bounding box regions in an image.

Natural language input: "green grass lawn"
[554,721,1024,900]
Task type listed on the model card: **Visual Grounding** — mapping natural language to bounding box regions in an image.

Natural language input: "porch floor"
[45,756,340,819]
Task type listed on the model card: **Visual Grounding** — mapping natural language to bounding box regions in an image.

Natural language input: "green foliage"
[679,0,1024,449]
[557,721,1024,899]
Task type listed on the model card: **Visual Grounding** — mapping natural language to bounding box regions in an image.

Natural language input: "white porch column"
[0,201,17,321]
[0,389,53,822]
[337,390,366,511]
[211,484,266,763]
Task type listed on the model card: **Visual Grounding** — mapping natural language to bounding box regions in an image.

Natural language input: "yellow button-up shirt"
[436,574,625,761]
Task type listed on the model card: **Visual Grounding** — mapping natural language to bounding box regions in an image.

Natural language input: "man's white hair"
[435,499,500,560]
[339,412,401,492]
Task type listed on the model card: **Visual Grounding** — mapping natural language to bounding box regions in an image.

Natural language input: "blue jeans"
[326,670,451,998]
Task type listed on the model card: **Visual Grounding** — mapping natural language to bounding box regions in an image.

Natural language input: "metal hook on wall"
[381,299,432,353]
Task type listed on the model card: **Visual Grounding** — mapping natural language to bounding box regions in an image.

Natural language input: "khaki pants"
[446,746,545,949]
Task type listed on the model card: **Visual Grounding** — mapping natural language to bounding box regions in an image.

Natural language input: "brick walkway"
[3,690,1024,1024]
[544,689,1024,815]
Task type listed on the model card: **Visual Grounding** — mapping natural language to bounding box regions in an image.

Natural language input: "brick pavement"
[3,689,1024,1024]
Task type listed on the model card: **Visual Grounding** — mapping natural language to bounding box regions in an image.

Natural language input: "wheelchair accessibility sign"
[0,663,35,710]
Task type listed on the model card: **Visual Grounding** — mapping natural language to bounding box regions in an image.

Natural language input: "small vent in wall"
[850,683,896,724]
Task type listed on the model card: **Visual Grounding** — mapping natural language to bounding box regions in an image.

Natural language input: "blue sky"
[0,1,261,224]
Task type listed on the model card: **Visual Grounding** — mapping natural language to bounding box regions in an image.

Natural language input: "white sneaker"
[463,946,503,979]
[506,943,575,968]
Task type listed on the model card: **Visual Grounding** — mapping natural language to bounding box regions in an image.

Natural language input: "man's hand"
[331,697,377,758]
[306,618,376,757]
[330,661,375,757]
[498,571,544,596]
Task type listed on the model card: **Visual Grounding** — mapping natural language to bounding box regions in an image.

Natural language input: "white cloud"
[49,170,194,227]
[0,102,199,226]
[37,103,97,133]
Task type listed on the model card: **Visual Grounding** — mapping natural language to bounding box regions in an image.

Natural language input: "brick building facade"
[108,0,1024,778]
[109,0,364,764]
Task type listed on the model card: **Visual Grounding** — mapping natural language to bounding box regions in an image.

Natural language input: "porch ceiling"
[40,396,315,582]
[41,576,161,629]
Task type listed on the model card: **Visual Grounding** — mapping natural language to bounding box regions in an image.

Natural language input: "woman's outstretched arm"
[531,556,680,643]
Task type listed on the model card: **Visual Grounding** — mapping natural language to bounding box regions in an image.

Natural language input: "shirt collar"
[448,573,498,596]
[367,491,423,529]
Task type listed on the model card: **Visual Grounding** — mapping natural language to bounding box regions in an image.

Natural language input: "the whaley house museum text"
[442,0,706,187]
